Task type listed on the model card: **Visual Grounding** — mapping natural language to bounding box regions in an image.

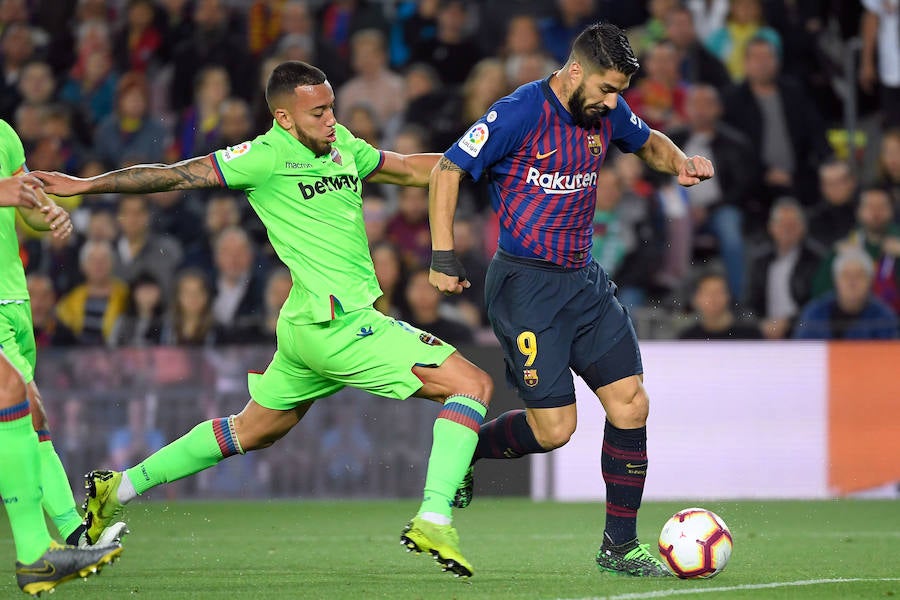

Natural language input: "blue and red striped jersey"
[444,76,651,268]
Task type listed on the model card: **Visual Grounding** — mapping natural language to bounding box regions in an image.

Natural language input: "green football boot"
[400,517,473,577]
[82,470,125,545]
[16,540,123,597]
[595,534,672,577]
[451,466,474,509]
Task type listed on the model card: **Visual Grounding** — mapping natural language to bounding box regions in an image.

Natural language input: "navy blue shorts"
[485,250,643,409]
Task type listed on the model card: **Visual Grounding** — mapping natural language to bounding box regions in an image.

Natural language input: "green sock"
[418,395,487,519]
[125,417,244,496]
[37,439,83,540]
[0,404,52,563]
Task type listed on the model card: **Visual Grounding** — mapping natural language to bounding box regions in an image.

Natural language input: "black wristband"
[430,249,468,281]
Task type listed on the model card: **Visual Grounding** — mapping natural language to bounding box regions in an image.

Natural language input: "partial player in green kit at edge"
[34,61,494,578]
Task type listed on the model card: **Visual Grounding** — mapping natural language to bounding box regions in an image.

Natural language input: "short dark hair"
[570,22,640,77]
[265,61,327,111]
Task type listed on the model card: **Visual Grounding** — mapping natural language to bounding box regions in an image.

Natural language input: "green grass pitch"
[2,498,898,599]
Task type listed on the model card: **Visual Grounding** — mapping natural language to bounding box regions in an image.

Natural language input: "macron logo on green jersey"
[298,175,361,200]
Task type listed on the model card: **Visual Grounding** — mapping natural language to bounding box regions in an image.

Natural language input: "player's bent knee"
[532,423,574,450]
[607,385,650,428]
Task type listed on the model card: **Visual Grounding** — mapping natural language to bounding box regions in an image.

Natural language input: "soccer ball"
[658,507,733,579]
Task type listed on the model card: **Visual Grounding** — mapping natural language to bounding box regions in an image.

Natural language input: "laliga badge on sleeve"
[222,142,251,162]
[458,123,489,157]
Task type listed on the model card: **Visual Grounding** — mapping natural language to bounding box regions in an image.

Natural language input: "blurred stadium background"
[1,0,900,597]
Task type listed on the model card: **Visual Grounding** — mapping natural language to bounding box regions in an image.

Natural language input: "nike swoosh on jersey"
[535,149,558,160]
[625,463,648,469]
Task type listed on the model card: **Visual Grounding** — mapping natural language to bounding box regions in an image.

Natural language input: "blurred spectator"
[247,0,284,57]
[112,0,162,74]
[148,189,204,251]
[678,269,762,340]
[169,0,254,112]
[704,0,781,82]
[623,40,688,131]
[859,0,900,128]
[115,194,184,294]
[0,22,36,119]
[343,102,381,146]
[389,0,438,68]
[501,14,546,61]
[38,108,88,174]
[337,29,405,127]
[17,60,56,109]
[215,98,254,148]
[93,72,168,167]
[211,226,264,336]
[386,185,430,270]
[877,129,900,212]
[21,217,83,296]
[402,268,474,345]
[807,159,858,250]
[272,1,349,87]
[317,0,389,62]
[409,0,483,87]
[539,0,600,64]
[362,195,390,245]
[650,171,692,293]
[371,241,405,318]
[722,36,830,210]
[161,268,220,346]
[85,209,119,243]
[157,0,194,65]
[59,45,117,131]
[746,198,826,339]
[669,84,756,298]
[182,192,242,275]
[27,273,77,348]
[794,247,898,339]
[56,240,130,346]
[813,187,900,313]
[13,102,45,149]
[110,271,166,347]
[591,167,664,309]
[684,0,728,43]
[107,397,165,472]
[240,266,292,344]
[173,65,231,159]
[626,0,677,57]
[663,5,731,90]
[505,50,557,89]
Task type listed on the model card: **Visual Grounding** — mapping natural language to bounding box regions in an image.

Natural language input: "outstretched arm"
[635,129,714,186]
[428,156,470,294]
[367,151,442,187]
[32,156,224,197]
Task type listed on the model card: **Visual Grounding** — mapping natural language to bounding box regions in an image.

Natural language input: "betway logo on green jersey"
[298,175,360,200]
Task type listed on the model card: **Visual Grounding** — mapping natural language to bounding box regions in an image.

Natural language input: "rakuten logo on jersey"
[298,175,360,200]
[525,167,598,195]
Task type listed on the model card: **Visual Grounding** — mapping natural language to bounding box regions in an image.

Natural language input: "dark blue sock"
[473,410,547,460]
[601,419,647,545]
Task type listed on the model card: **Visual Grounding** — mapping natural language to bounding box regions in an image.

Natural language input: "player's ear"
[273,108,293,131]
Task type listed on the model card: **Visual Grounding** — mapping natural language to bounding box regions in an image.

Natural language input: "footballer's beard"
[295,128,332,157]
[569,82,609,129]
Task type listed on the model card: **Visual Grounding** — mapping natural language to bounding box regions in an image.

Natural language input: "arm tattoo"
[87,157,222,194]
[437,156,464,174]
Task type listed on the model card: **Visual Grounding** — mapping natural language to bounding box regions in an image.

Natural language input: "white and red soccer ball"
[658,507,733,579]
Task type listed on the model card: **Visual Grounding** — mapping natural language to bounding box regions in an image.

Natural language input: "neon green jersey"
[0,119,28,301]
[212,123,385,324]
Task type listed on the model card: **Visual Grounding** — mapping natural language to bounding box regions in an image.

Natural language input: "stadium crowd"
[5,0,900,344]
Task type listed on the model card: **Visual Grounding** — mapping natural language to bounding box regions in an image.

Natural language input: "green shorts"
[0,301,36,384]
[248,305,457,411]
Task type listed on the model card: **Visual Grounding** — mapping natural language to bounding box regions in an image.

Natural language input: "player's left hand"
[677,155,714,187]
[41,203,74,240]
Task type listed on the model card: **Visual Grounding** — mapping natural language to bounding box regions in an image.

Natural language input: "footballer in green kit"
[0,120,125,596]
[35,61,494,578]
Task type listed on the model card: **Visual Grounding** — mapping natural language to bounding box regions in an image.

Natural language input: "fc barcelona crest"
[523,369,539,387]
[587,134,603,156]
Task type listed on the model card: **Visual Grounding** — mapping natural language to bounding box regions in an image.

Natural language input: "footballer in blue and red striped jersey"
[444,76,650,268]
[429,22,713,578]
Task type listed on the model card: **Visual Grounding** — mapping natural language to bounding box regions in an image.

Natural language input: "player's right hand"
[0,174,43,208]
[430,250,470,295]
[30,170,90,197]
